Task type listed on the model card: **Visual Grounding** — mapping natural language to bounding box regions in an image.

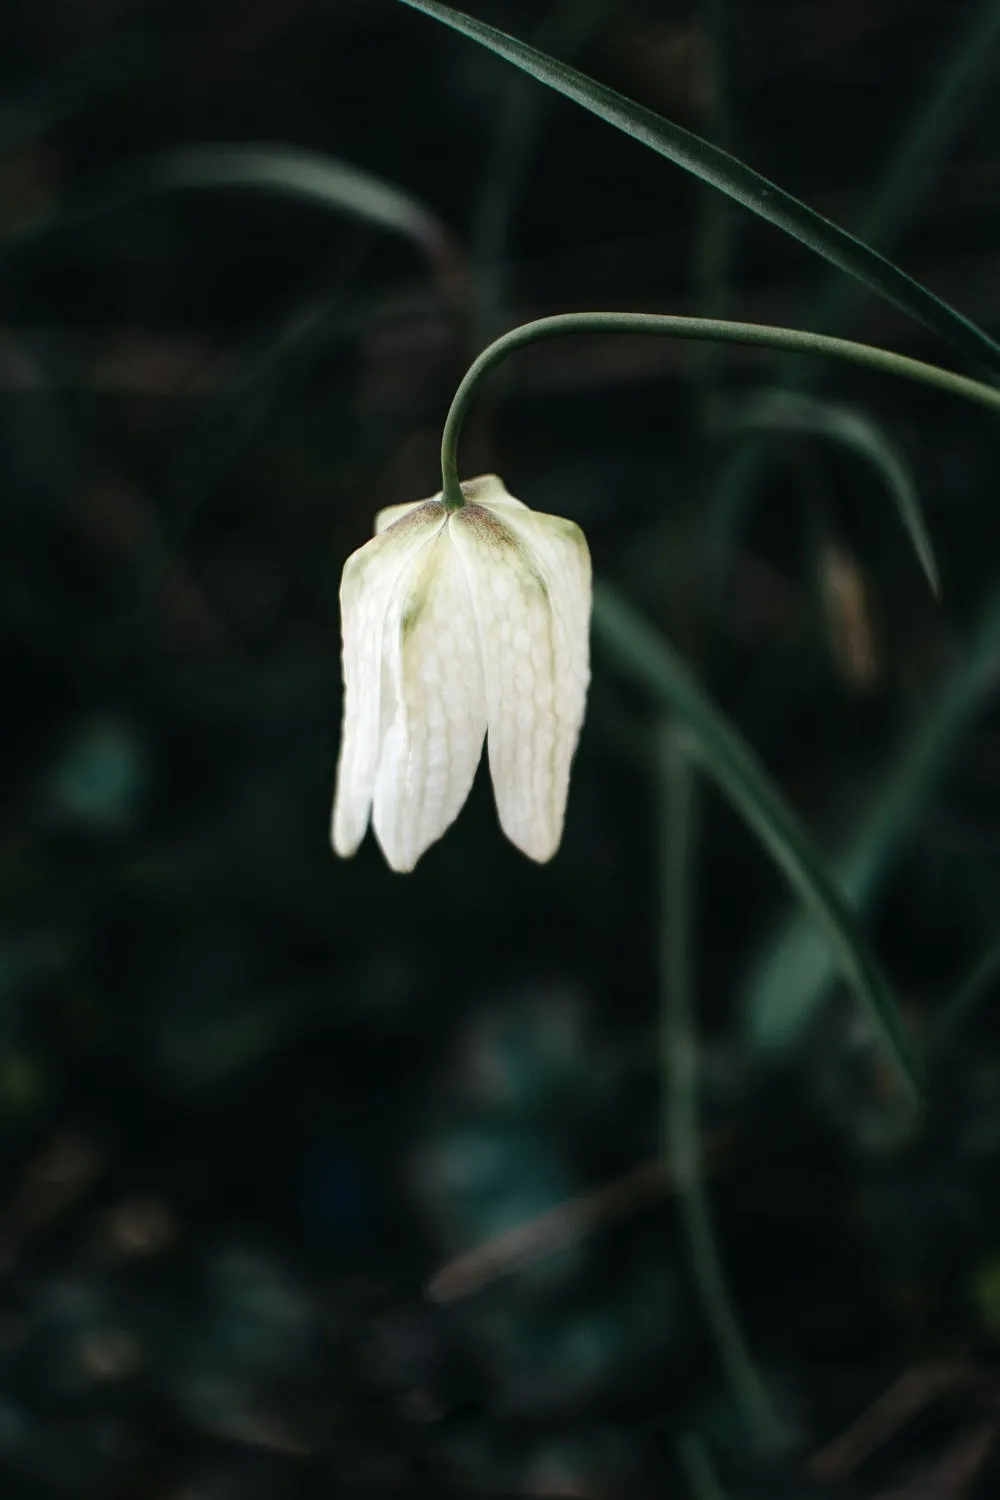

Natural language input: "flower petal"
[331,503,446,858]
[375,498,435,534]
[372,519,488,872]
[451,498,591,862]
[456,474,527,511]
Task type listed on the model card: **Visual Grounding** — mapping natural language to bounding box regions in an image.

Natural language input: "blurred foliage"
[5,0,1000,1496]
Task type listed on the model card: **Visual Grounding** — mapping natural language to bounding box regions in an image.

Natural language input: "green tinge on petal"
[331,475,592,872]
[331,503,447,858]
[372,521,489,871]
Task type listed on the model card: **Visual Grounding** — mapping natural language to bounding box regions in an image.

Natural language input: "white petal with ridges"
[331,503,447,858]
[450,483,591,862]
[372,522,489,872]
[456,473,526,511]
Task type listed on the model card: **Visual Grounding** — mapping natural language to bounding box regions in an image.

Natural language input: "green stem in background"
[811,0,1000,342]
[439,311,1000,509]
[715,388,938,594]
[708,0,1000,581]
[2,144,468,310]
[595,583,921,1103]
[397,0,1000,377]
[742,584,1000,1058]
[658,726,787,1450]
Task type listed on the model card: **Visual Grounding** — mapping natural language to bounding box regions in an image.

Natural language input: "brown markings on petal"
[455,503,518,549]
[373,504,446,640]
[454,505,550,602]
[381,500,445,536]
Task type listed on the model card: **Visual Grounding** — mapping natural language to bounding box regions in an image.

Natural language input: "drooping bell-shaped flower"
[332,474,591,873]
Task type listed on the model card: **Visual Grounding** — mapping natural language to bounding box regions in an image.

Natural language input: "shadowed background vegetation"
[5,0,1000,1494]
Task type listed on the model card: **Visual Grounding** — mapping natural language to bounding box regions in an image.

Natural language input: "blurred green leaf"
[812,0,1000,339]
[151,146,458,274]
[593,582,921,1102]
[708,0,1000,584]
[3,143,465,301]
[743,587,1000,1056]
[658,728,786,1450]
[397,0,1000,375]
[715,387,939,593]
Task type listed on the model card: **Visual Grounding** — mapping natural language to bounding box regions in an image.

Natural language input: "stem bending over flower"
[439,312,1000,509]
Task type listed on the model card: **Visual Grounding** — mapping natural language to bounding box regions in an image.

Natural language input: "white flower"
[331,473,591,873]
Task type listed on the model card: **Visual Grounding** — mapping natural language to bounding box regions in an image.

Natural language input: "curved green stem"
[439,312,1000,506]
[659,725,788,1451]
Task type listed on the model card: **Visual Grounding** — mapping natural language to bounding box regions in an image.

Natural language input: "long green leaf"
[813,0,1000,340]
[592,582,921,1102]
[2,144,465,299]
[152,146,455,266]
[717,388,939,593]
[397,0,1000,377]
[743,586,1000,1055]
[707,0,1000,584]
[658,727,786,1450]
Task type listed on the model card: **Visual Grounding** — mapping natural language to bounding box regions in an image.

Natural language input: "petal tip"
[373,828,420,875]
[330,812,363,861]
[502,820,563,865]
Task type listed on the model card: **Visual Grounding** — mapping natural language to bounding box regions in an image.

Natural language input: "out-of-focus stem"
[658,726,787,1451]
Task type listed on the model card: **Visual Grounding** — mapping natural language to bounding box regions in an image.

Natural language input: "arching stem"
[439,311,1000,507]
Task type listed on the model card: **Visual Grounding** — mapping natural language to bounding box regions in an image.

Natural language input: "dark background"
[4,0,1000,1494]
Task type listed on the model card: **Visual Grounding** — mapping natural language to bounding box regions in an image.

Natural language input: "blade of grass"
[594,581,922,1103]
[813,0,1000,340]
[152,147,461,283]
[707,0,1000,583]
[658,725,787,1450]
[146,145,470,534]
[716,388,938,593]
[59,145,467,606]
[2,144,466,303]
[396,0,1000,377]
[742,585,1000,1056]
